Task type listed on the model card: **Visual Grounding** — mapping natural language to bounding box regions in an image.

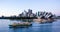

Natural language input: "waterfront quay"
[0,17,37,19]
[0,9,56,24]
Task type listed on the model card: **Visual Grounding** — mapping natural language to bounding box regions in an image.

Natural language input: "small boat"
[9,22,32,28]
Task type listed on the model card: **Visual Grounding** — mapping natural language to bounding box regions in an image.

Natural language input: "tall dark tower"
[28,9,32,14]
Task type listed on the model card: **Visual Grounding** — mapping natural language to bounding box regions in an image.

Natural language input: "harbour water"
[0,19,60,32]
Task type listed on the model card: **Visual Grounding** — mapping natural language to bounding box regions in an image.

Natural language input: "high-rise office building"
[28,9,32,14]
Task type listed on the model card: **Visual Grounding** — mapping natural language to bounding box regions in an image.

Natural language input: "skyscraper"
[28,9,32,14]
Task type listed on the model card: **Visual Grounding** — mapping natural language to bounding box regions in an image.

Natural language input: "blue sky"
[0,0,60,16]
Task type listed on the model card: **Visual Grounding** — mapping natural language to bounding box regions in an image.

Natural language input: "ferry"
[9,22,32,28]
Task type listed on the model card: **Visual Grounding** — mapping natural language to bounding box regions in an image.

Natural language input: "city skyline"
[0,0,60,16]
